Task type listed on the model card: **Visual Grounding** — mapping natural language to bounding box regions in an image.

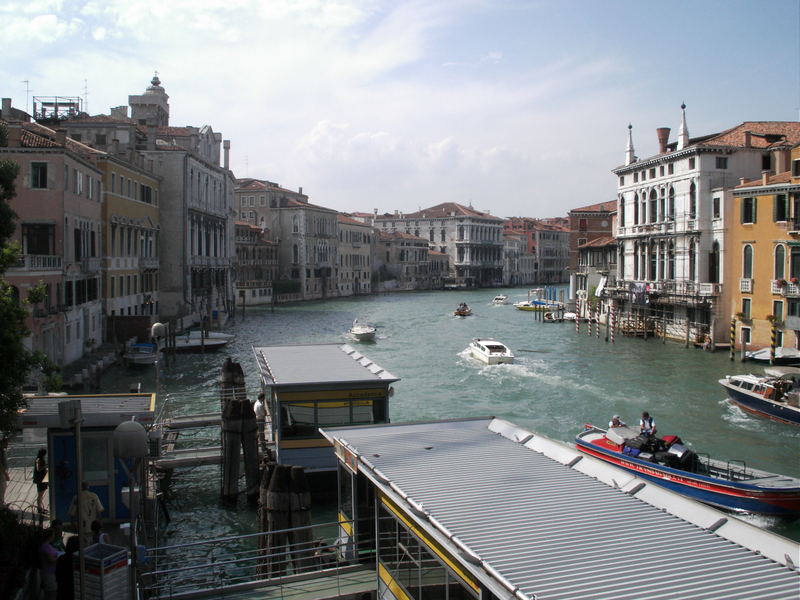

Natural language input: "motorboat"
[491,295,508,305]
[349,319,377,342]
[469,338,514,364]
[719,372,800,426]
[744,346,800,365]
[562,312,578,321]
[513,288,564,312]
[454,303,472,317]
[122,341,159,366]
[575,424,800,516]
[169,330,234,353]
[543,311,563,323]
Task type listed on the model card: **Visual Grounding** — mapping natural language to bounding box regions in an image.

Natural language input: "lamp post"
[113,419,148,600]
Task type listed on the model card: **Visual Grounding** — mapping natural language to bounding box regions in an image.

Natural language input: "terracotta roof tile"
[397,202,503,221]
[570,200,616,213]
[698,122,800,149]
[578,236,616,249]
[736,171,793,188]
[337,214,371,226]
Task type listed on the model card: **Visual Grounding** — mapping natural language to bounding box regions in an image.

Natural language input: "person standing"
[254,392,267,450]
[608,415,626,428]
[34,448,48,514]
[68,482,104,541]
[39,528,61,600]
[55,535,79,600]
[90,519,111,545]
[0,437,9,507]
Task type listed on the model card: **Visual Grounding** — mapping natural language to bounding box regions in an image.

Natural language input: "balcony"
[11,254,63,271]
[139,256,159,270]
[739,278,753,293]
[784,283,800,297]
[79,257,101,273]
[698,283,721,296]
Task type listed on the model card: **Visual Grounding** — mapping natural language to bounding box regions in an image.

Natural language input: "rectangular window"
[579,218,588,230]
[741,197,757,224]
[741,327,751,345]
[71,133,82,142]
[716,157,728,169]
[788,299,800,317]
[659,165,665,176]
[619,176,624,186]
[31,162,47,188]
[668,163,674,174]
[633,172,638,183]
[773,300,784,322]
[793,160,800,177]
[111,172,116,192]
[742,298,752,318]
[713,197,721,219]
[775,194,788,222]
[110,276,115,297]
[649,168,656,179]
[64,165,69,190]
[688,157,696,170]
[95,133,106,146]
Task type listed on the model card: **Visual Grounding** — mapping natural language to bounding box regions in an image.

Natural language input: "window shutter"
[740,198,744,224]
[774,195,778,222]
[753,198,757,223]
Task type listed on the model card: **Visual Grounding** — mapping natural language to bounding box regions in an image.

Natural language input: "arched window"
[658,242,665,279]
[709,241,720,284]
[640,194,647,225]
[292,215,299,233]
[649,189,657,223]
[668,241,675,279]
[742,244,753,279]
[689,182,697,219]
[668,186,675,220]
[659,188,666,221]
[649,242,657,279]
[293,244,298,264]
[633,243,639,280]
[633,193,639,224]
[774,244,786,280]
[619,196,625,226]
[689,240,697,280]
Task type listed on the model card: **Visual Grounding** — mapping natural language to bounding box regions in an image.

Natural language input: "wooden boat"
[744,347,800,365]
[719,373,800,426]
[123,342,159,366]
[575,425,800,516]
[469,338,514,364]
[454,303,472,317]
[349,319,377,342]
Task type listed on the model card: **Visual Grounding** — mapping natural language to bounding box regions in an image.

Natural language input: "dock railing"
[139,520,371,598]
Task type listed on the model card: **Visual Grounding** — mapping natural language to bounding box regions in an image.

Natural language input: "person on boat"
[639,411,656,437]
[608,415,626,428]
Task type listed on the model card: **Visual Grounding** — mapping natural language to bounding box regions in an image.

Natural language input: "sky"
[2,0,799,218]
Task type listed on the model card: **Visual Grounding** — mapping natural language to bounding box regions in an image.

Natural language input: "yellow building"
[728,143,798,351]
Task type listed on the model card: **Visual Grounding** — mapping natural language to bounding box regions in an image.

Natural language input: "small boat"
[513,288,564,312]
[744,347,800,365]
[575,425,800,516]
[123,341,159,366]
[349,319,377,342]
[719,373,800,426]
[543,312,563,323]
[562,312,578,321]
[169,330,233,353]
[469,338,514,364]
[454,303,472,317]
[491,295,508,305]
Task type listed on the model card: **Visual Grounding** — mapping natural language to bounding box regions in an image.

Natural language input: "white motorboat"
[123,341,159,366]
[349,319,377,342]
[469,338,514,365]
[170,330,234,352]
[491,295,508,305]
[744,347,800,365]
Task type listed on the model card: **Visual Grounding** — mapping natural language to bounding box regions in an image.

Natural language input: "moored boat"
[349,319,377,342]
[575,424,800,516]
[454,303,472,317]
[543,311,562,322]
[169,330,234,352]
[744,346,800,365]
[719,373,800,426]
[468,338,514,364]
[123,341,159,366]
[513,288,564,312]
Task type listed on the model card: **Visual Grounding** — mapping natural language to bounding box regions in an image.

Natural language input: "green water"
[98,287,800,542]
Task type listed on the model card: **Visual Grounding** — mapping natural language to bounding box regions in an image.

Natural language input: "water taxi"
[454,303,472,317]
[719,372,800,426]
[469,338,514,364]
[349,319,377,342]
[491,294,508,305]
[744,347,800,365]
[576,424,800,516]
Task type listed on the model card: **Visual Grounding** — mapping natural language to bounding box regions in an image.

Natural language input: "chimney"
[656,127,670,153]
[298,186,303,195]
[112,139,120,154]
[394,210,399,216]
[739,177,746,185]
[147,123,156,151]
[762,170,769,185]
[743,131,751,147]
[110,105,128,119]
[55,128,67,146]
[774,147,790,173]
[223,139,230,169]
[1,98,11,119]
[7,123,21,146]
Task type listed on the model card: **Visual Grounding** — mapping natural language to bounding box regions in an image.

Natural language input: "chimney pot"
[55,129,67,146]
[739,177,746,185]
[762,170,769,185]
[744,131,751,147]
[656,127,671,154]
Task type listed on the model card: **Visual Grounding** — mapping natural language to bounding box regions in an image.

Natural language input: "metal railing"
[11,254,63,270]
[139,521,359,598]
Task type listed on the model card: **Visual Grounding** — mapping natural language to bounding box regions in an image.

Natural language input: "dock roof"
[321,417,799,600]
[17,393,156,428]
[253,343,399,388]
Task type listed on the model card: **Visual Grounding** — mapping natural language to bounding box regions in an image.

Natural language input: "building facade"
[337,214,373,297]
[234,221,278,307]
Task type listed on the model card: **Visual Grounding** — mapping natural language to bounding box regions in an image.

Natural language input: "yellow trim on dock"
[380,494,479,594]
[338,512,354,536]
[378,562,412,600]
[279,389,386,401]
[279,439,332,449]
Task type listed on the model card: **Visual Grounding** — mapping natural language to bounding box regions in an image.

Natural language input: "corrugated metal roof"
[18,393,155,428]
[322,418,800,600]
[253,343,399,388]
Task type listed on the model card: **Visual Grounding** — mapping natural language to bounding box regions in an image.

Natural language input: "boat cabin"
[253,343,399,474]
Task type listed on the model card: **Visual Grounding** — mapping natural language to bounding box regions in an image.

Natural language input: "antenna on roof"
[83,79,89,114]
[21,80,31,115]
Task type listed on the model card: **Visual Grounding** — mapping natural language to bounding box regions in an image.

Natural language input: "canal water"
[98,287,800,543]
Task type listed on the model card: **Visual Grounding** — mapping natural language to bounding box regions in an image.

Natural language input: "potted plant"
[777,278,787,287]
[791,277,798,284]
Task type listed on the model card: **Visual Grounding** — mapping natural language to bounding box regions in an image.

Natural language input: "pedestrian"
[34,448,48,514]
[68,482,104,542]
[254,392,267,449]
[608,415,626,428]
[39,527,61,600]
[0,437,9,508]
[55,535,79,600]
[91,519,111,545]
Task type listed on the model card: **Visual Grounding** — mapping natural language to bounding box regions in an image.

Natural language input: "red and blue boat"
[719,372,800,426]
[575,425,800,517]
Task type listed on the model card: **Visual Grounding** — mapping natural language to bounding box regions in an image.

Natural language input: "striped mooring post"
[587,305,592,336]
[729,317,736,361]
[596,308,600,338]
[576,298,581,334]
[610,302,616,344]
[770,323,777,365]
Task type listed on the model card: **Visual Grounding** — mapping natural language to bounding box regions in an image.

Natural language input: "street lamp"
[113,419,148,600]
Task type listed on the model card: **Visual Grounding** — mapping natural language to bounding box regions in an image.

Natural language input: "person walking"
[34,448,48,514]
[68,482,104,542]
